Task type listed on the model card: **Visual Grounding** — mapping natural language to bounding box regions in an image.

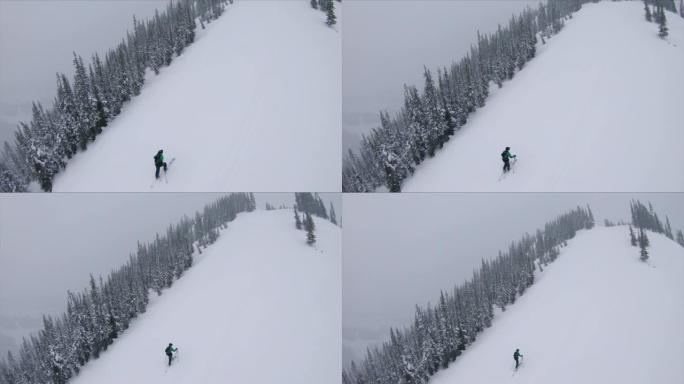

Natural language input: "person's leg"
[156,165,161,179]
[163,162,167,172]
[168,353,172,366]
[515,359,519,368]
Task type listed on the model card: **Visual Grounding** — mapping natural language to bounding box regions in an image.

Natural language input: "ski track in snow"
[69,210,341,384]
[403,2,684,192]
[53,0,341,192]
[428,227,684,384]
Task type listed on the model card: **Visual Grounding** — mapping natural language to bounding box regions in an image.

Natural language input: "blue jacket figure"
[502,147,517,173]
[154,150,168,179]
[513,348,523,369]
[165,343,178,366]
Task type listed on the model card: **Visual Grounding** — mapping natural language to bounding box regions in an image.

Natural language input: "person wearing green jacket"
[501,147,517,173]
[154,149,168,179]
[165,343,178,366]
[513,348,523,369]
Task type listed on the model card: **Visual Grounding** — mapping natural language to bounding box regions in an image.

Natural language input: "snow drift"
[53,0,341,192]
[69,209,341,384]
[403,1,684,192]
[429,226,684,384]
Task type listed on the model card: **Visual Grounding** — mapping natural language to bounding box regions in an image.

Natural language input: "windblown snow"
[69,209,341,384]
[429,226,684,384]
[403,2,684,192]
[52,0,341,192]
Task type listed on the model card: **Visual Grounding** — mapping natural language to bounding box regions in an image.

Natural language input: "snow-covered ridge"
[429,226,684,384]
[68,209,341,384]
[53,0,341,192]
[402,1,684,192]
[343,206,595,384]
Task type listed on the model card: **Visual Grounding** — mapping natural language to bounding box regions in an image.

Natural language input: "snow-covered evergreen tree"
[645,0,653,21]
[72,54,97,150]
[664,216,674,239]
[329,202,338,225]
[295,193,330,219]
[638,228,649,261]
[676,229,684,247]
[421,68,448,156]
[326,1,337,26]
[657,4,669,37]
[629,200,670,235]
[294,208,302,230]
[304,212,316,245]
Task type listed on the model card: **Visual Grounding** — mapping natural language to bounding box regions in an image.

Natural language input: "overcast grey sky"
[0,0,168,145]
[0,192,340,357]
[342,193,684,366]
[342,0,541,152]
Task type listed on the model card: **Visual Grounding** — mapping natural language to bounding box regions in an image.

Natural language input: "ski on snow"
[151,157,176,188]
[498,158,517,181]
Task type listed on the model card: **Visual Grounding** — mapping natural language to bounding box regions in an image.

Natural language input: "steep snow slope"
[53,0,340,192]
[70,210,341,384]
[403,1,684,192]
[429,227,684,384]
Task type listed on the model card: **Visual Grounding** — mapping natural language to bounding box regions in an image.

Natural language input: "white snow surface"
[429,226,684,384]
[403,1,684,192]
[53,0,341,192]
[70,209,341,384]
